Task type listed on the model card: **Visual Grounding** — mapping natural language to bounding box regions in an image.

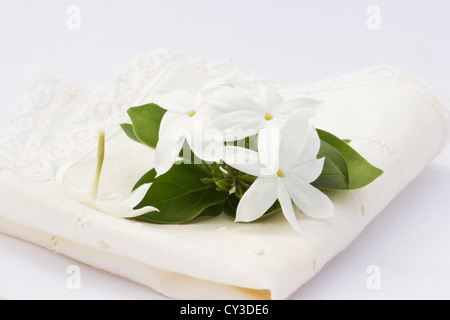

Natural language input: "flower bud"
[215,179,232,192]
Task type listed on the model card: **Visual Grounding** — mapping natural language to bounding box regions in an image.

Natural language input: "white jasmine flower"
[223,111,334,233]
[55,170,157,218]
[154,72,237,176]
[54,129,157,219]
[81,183,157,218]
[207,82,322,142]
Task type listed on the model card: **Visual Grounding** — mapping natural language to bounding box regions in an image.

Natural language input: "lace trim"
[282,63,450,125]
[0,50,448,181]
[0,69,86,179]
[282,63,450,153]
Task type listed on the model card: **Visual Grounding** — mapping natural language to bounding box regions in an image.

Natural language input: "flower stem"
[90,129,106,200]
[201,162,257,196]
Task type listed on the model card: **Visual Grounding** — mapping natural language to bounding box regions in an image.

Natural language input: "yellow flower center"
[188,111,196,117]
[264,113,273,121]
[277,170,285,178]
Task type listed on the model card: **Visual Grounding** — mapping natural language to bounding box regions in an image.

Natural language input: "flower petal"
[284,174,334,219]
[277,180,303,233]
[257,123,281,173]
[154,89,194,114]
[235,177,278,222]
[295,126,321,164]
[188,120,225,163]
[256,82,283,113]
[223,146,269,177]
[159,111,181,137]
[84,184,158,218]
[210,110,265,141]
[279,111,311,170]
[154,119,188,176]
[289,158,325,183]
[200,69,239,95]
[204,86,263,114]
[275,98,323,119]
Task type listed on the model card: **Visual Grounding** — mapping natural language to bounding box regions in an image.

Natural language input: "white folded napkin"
[0,51,448,299]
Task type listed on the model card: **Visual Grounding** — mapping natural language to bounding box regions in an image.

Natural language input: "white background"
[1,0,449,300]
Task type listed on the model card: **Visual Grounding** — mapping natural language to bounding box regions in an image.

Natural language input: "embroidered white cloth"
[0,51,448,300]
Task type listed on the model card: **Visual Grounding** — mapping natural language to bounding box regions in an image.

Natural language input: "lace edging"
[283,63,450,152]
[0,51,448,180]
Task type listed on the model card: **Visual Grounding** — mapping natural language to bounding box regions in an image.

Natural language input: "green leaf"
[198,202,226,218]
[312,139,349,190]
[132,168,157,191]
[133,164,228,224]
[223,193,238,218]
[265,201,282,217]
[223,193,281,220]
[120,123,141,144]
[127,103,166,148]
[314,129,383,190]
